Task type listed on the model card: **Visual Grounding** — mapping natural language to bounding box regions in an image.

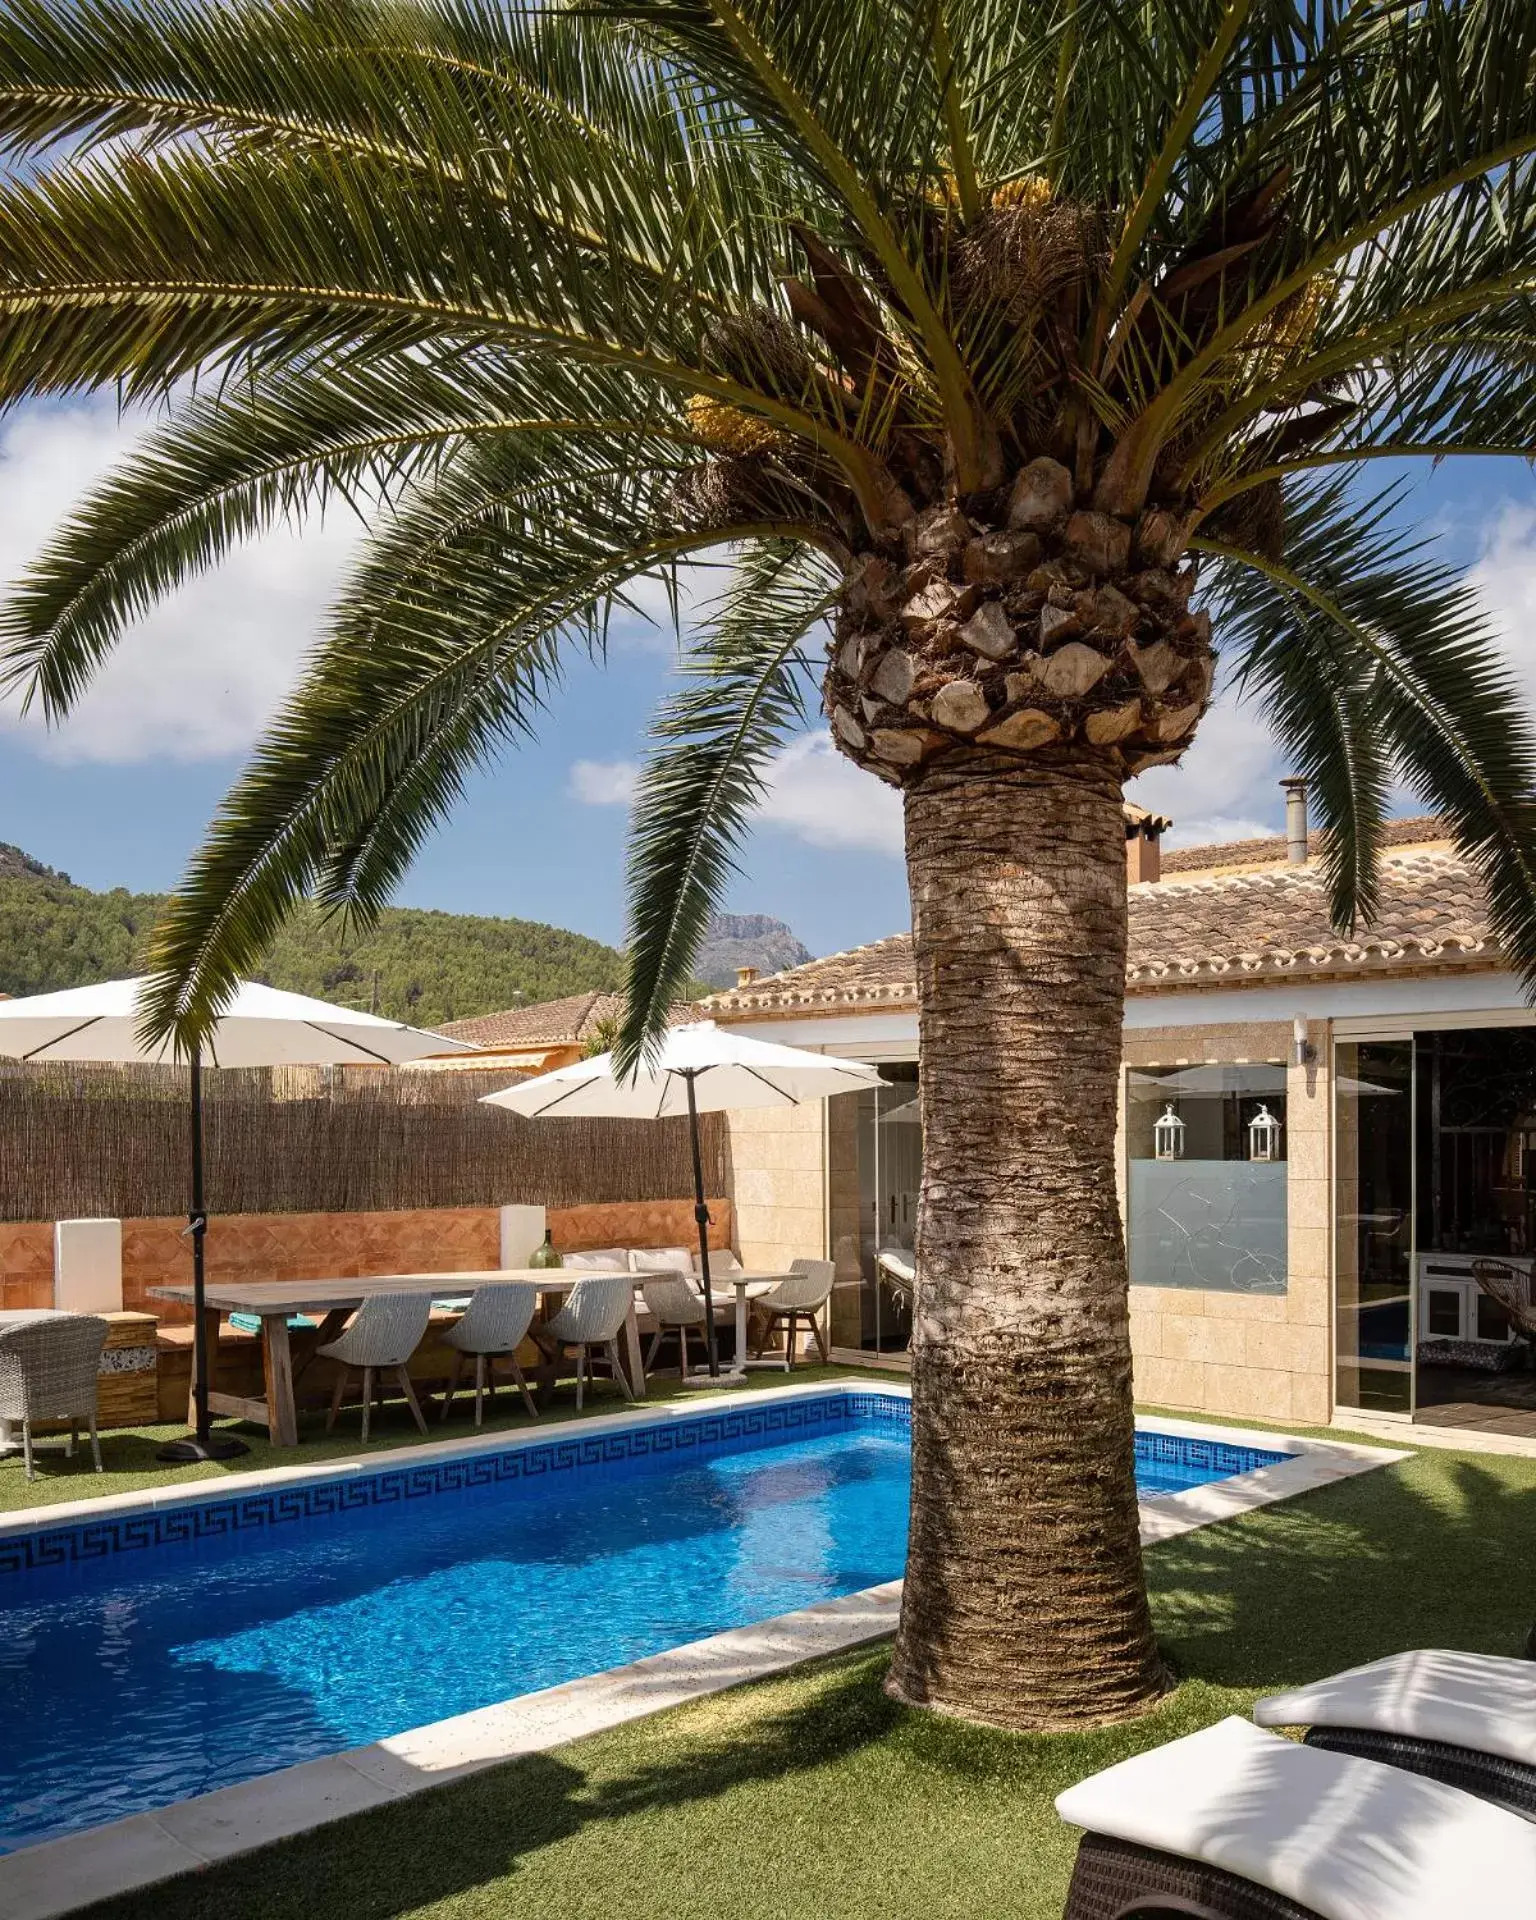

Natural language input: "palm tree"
[6,0,1536,1730]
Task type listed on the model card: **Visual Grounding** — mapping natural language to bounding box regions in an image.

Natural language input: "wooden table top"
[148,1268,796,1317]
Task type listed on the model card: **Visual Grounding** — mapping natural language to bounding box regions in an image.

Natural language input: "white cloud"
[0,397,357,764]
[569,758,640,807]
[755,734,903,855]
[1127,675,1284,848]
[1469,502,1536,701]
[569,732,904,857]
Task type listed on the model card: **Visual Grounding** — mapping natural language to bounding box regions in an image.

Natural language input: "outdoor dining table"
[147,1265,814,1447]
[148,1268,657,1449]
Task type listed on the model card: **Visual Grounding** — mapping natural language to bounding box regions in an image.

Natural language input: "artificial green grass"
[70,1420,1536,1920]
[0,1364,874,1513]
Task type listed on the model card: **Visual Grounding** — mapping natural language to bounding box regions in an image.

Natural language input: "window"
[1126,1064,1288,1294]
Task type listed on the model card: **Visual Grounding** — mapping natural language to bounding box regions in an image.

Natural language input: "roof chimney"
[1123,802,1168,884]
[735,966,758,990]
[1280,777,1309,863]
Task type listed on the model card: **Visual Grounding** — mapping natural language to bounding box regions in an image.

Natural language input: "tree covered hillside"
[0,849,623,1025]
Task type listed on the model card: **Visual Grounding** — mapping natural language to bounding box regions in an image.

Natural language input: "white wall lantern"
[1154,1102,1186,1161]
[1248,1103,1283,1161]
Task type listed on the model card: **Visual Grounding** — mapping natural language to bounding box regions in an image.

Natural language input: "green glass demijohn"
[527,1229,562,1271]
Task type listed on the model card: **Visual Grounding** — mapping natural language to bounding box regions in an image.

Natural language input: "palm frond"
[1200,477,1536,985]
[617,539,839,1074]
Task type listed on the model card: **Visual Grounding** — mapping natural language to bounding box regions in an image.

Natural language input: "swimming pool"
[0,1390,1288,1852]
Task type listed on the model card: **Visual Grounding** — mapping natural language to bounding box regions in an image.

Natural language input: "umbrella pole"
[683,1071,720,1378]
[157,1045,247,1464]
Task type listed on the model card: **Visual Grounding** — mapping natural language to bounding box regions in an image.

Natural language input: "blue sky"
[3,394,1535,961]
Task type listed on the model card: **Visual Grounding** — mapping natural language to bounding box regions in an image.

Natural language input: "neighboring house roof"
[704,825,1494,1018]
[436,990,625,1050]
[1160,812,1449,877]
[436,990,708,1049]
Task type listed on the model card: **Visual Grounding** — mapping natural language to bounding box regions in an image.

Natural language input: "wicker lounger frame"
[1303,1726,1536,1821]
[1063,1834,1323,1920]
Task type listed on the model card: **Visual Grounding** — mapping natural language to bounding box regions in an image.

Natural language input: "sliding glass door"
[1334,1039,1415,1414]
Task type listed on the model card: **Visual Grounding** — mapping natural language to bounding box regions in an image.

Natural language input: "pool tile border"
[0,1386,904,1578]
[0,1389,1407,1920]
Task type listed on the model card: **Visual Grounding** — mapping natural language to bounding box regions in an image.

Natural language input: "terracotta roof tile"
[705,843,1496,1017]
[1159,812,1449,875]
[436,990,623,1048]
[436,991,709,1047]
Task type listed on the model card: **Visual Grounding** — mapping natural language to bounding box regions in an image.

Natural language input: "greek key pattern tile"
[0,1391,908,1580]
[1135,1429,1285,1478]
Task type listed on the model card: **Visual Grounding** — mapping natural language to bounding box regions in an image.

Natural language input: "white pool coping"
[0,1384,1406,1920]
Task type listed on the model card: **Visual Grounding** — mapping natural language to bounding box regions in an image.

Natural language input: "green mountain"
[0,845,625,1027]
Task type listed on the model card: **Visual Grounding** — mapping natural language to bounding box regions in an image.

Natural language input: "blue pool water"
[0,1396,1286,1851]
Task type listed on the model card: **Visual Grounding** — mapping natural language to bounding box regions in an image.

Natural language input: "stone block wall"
[1122,1017,1332,1426]
[725,1104,828,1275]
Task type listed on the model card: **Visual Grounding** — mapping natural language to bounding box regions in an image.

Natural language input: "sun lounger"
[1055,1714,1536,1919]
[1254,1648,1536,1820]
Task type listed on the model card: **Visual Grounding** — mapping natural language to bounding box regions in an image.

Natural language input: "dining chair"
[319,1291,434,1442]
[440,1283,539,1427]
[541,1275,636,1410]
[751,1258,836,1367]
[639,1272,710,1376]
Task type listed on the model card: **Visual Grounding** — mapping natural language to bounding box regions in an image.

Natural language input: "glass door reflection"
[1335,1040,1415,1414]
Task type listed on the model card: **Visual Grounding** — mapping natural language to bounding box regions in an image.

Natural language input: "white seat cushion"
[1055,1714,1536,1920]
[629,1246,696,1273]
[560,1248,628,1271]
[1255,1649,1536,1769]
[694,1248,742,1275]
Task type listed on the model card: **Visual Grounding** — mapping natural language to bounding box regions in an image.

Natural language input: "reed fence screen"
[0,1063,731,1221]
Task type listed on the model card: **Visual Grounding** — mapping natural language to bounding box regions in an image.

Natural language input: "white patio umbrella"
[482,1021,882,1376]
[0,978,473,1461]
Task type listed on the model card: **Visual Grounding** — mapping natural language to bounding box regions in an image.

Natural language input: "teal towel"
[229,1311,314,1334]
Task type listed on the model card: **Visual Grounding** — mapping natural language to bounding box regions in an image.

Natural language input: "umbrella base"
[673,1369,751,1392]
[156,1433,250,1463]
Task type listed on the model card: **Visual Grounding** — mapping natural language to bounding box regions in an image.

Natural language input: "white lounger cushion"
[1055,1714,1536,1920]
[1255,1648,1536,1768]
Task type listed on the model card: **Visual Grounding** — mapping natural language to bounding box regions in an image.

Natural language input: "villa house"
[709,789,1536,1442]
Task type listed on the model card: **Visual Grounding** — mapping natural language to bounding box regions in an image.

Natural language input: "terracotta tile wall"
[4,1197,730,1325]
[0,1221,55,1309]
[123,1208,503,1323]
[551,1197,732,1255]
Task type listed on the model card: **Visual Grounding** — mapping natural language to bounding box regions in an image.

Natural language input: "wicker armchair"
[751,1258,835,1367]
[440,1283,539,1427]
[639,1272,710,1376]
[319,1291,434,1442]
[541,1275,635,1410]
[0,1314,109,1481]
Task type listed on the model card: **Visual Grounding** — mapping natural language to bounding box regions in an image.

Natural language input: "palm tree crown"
[2,0,1536,1056]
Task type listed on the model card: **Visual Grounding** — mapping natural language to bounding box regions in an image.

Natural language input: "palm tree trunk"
[887,745,1166,1729]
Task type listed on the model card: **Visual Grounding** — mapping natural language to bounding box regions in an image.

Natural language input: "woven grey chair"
[751,1258,835,1367]
[319,1291,433,1442]
[0,1313,109,1481]
[640,1272,710,1376]
[542,1275,635,1410]
[440,1283,539,1427]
